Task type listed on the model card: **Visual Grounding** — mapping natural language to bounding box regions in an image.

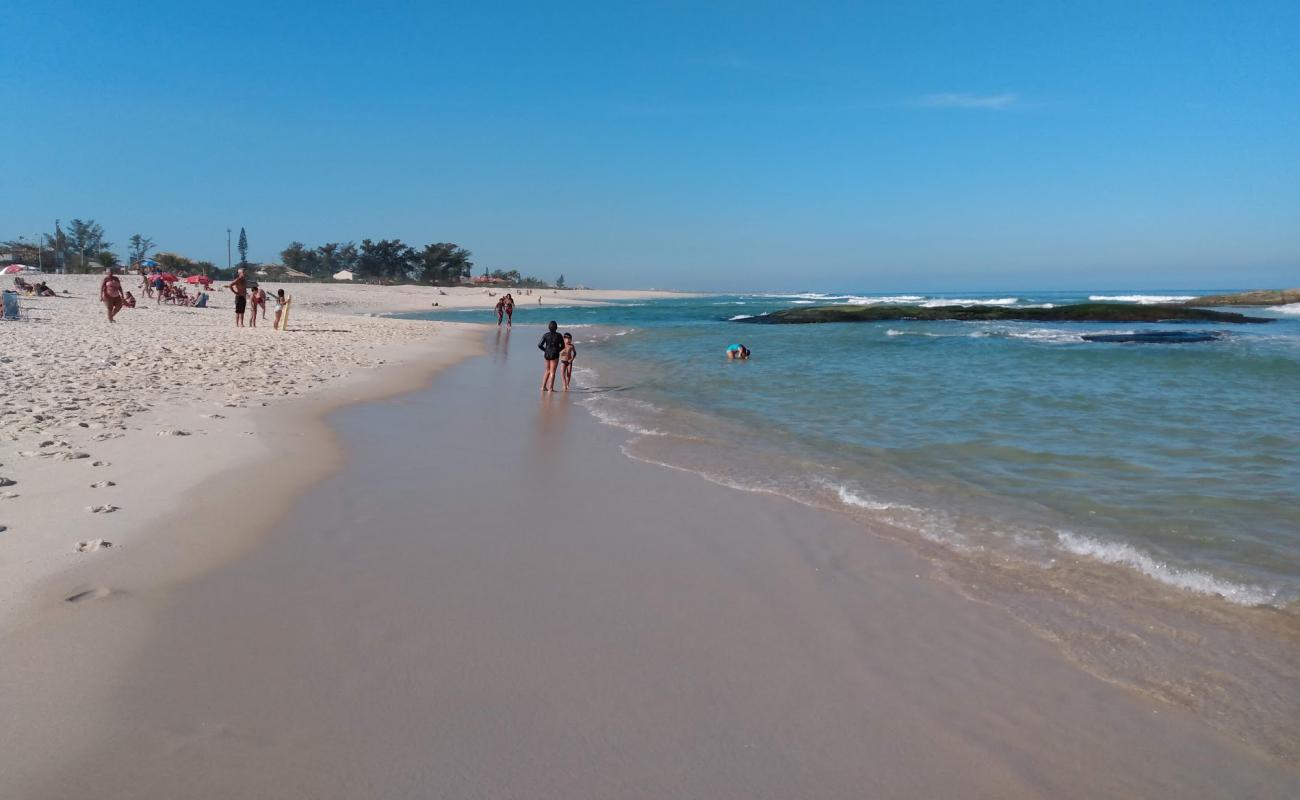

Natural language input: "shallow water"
[415,291,1300,607]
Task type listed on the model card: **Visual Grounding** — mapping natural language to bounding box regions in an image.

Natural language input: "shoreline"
[571,323,1300,763]
[1,278,691,633]
[5,330,1296,798]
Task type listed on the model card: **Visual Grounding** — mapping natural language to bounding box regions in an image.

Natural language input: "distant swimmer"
[726,343,751,360]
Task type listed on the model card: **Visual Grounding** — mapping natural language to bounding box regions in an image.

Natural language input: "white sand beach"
[0,275,685,630]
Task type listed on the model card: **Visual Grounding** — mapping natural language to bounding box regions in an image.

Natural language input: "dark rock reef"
[1178,289,1300,307]
[739,303,1273,325]
[1081,331,1224,344]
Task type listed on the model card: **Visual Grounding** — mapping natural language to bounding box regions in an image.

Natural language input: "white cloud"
[914,92,1019,110]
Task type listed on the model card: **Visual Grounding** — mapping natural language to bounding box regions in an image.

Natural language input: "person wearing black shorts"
[227,267,248,327]
[538,320,564,392]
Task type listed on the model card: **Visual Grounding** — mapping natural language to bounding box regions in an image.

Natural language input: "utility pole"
[227,228,232,272]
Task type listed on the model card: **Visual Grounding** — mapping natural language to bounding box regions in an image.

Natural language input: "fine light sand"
[0,275,683,631]
[2,329,1296,798]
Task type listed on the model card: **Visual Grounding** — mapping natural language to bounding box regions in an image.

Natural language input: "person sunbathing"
[123,291,137,308]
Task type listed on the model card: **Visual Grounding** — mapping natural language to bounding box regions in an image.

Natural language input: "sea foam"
[1055,532,1276,606]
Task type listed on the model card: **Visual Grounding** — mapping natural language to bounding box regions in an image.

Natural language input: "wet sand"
[3,328,1297,798]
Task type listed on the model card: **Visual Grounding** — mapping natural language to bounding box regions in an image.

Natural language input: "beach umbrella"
[140,259,159,268]
[159,273,178,282]
[2,264,29,274]
[185,275,213,285]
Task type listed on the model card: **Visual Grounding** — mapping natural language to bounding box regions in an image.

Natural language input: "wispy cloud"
[913,92,1020,110]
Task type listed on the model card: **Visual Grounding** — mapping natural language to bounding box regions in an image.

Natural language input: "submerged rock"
[740,303,1273,325]
[1081,331,1223,344]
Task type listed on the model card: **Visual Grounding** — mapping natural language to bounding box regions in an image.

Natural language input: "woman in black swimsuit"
[538,320,564,392]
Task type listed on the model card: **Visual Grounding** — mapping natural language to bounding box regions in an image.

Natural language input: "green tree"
[237,227,249,266]
[555,274,566,289]
[127,234,155,266]
[97,250,121,270]
[154,251,195,273]
[66,219,109,273]
[418,242,474,284]
[357,238,415,281]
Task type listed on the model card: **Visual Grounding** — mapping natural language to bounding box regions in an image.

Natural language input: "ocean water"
[417,291,1300,610]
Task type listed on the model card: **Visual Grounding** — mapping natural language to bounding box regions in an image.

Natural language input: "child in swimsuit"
[559,333,576,391]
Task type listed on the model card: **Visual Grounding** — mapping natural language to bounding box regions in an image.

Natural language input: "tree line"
[4,220,567,287]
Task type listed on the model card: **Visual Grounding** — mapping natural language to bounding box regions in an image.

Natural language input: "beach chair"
[1,290,20,321]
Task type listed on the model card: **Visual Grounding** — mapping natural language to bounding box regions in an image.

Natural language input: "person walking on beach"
[100,267,124,323]
[538,320,565,392]
[504,293,515,326]
[152,271,166,305]
[495,296,505,326]
[559,332,576,391]
[226,267,248,327]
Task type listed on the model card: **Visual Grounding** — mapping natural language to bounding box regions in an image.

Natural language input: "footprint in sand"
[0,477,15,487]
[64,587,113,603]
[86,504,120,514]
[90,481,116,488]
[75,538,113,552]
[91,460,111,467]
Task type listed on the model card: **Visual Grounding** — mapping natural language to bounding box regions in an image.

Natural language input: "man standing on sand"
[226,267,247,327]
[538,320,565,392]
[100,267,124,323]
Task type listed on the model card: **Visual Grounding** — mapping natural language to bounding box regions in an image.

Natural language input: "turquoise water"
[416,292,1300,607]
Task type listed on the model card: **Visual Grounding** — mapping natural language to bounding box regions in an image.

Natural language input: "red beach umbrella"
[186,275,213,285]
[159,273,178,282]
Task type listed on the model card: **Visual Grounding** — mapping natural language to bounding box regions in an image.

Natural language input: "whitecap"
[1266,303,1300,315]
[1056,531,1276,606]
[919,297,1019,307]
[1088,294,1196,304]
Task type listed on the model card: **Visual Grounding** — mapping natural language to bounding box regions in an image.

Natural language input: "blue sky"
[3,0,1297,290]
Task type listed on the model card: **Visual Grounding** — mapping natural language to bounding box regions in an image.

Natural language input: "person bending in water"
[538,320,565,392]
[559,332,577,391]
[726,343,751,360]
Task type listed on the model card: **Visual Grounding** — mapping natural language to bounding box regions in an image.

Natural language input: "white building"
[332,270,355,281]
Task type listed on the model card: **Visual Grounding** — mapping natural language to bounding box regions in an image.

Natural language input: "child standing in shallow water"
[559,333,577,391]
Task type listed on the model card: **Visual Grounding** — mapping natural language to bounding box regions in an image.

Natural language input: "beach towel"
[1,290,19,320]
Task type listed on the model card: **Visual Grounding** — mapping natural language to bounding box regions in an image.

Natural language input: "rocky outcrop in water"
[739,303,1273,325]
[1081,331,1223,344]
[1179,289,1300,306]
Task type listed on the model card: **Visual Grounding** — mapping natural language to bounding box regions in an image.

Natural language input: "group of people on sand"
[224,267,286,328]
[537,321,577,392]
[96,265,284,328]
[140,270,207,307]
[12,275,58,297]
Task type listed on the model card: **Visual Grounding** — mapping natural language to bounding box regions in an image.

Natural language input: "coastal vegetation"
[3,220,561,287]
[739,303,1274,324]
